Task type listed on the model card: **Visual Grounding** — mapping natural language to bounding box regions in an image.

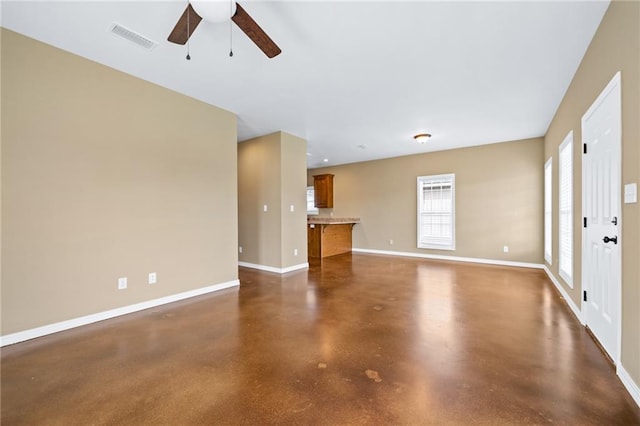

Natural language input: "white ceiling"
[1,0,610,168]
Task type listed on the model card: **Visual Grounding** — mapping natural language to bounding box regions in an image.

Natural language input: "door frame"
[581,71,622,366]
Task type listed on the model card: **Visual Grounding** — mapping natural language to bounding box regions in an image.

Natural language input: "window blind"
[559,133,573,285]
[544,159,552,264]
[418,174,455,250]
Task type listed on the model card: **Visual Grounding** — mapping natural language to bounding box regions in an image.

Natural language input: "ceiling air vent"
[109,23,158,51]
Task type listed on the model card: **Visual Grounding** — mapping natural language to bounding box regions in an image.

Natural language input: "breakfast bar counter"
[307,217,360,258]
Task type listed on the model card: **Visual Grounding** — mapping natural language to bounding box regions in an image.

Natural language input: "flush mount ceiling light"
[191,0,237,23]
[414,133,432,144]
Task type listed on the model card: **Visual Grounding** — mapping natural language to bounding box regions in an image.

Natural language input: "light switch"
[263,204,268,212]
[290,205,295,212]
[624,183,637,204]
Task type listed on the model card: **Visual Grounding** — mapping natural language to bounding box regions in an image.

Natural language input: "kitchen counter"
[307,217,360,258]
[307,217,360,225]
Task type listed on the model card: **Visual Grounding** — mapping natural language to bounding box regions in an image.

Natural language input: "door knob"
[611,216,618,225]
[603,236,618,244]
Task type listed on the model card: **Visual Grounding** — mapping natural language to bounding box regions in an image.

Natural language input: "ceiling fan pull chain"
[229,0,234,57]
[186,3,191,60]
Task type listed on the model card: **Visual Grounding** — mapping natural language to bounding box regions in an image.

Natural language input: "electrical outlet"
[290,205,295,212]
[118,277,127,290]
[389,239,394,245]
[263,204,268,212]
[503,246,509,253]
[148,272,157,284]
[239,246,243,253]
[294,248,298,256]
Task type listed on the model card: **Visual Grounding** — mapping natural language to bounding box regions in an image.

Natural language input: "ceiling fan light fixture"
[191,0,237,23]
[414,133,432,144]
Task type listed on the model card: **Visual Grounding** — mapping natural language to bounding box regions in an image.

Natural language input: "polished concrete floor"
[2,253,639,425]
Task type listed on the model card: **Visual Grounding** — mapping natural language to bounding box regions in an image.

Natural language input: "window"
[544,158,552,264]
[558,132,573,286]
[306,186,318,215]
[417,174,455,250]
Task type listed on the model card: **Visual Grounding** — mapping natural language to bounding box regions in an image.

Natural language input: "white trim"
[239,261,309,274]
[581,70,623,370]
[558,131,574,287]
[417,173,456,251]
[544,157,553,264]
[582,71,621,123]
[352,248,543,269]
[0,279,240,347]
[618,365,640,408]
[543,266,584,324]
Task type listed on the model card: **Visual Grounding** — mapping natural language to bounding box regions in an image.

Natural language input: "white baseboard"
[618,365,640,408]
[352,248,544,270]
[0,279,240,347]
[543,266,584,324]
[238,261,309,274]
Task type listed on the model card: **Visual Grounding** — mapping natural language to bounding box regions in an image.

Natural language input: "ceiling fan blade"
[168,4,203,45]
[232,2,281,58]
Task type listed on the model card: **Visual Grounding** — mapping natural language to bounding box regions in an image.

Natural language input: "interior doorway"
[581,71,622,364]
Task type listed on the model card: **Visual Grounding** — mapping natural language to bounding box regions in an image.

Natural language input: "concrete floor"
[2,253,639,425]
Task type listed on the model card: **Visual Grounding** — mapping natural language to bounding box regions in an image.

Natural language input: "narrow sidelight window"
[559,132,573,286]
[544,158,553,264]
[417,174,455,250]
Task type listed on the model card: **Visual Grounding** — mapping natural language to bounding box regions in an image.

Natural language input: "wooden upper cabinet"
[313,174,334,208]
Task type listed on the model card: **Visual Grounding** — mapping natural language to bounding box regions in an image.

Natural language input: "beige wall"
[280,132,309,266]
[309,138,544,264]
[238,132,307,269]
[1,30,238,335]
[238,133,282,268]
[544,0,640,383]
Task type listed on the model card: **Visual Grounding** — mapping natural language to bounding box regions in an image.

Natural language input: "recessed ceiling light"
[323,158,329,162]
[306,152,312,156]
[414,133,432,144]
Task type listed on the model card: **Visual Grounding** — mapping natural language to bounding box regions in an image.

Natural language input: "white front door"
[582,72,622,363]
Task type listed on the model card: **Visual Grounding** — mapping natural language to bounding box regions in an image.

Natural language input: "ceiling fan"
[167,0,281,58]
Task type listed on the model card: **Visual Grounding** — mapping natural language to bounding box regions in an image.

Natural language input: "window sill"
[418,244,456,251]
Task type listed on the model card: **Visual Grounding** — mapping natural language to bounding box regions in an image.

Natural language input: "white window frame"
[558,132,573,287]
[544,158,553,264]
[417,174,455,251]
[306,186,319,215]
